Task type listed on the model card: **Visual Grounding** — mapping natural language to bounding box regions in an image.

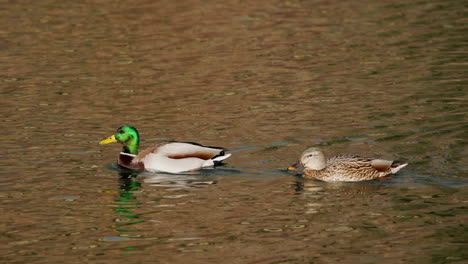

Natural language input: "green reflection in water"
[114,173,144,232]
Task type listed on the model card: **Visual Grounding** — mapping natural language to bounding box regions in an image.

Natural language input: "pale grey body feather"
[120,142,231,173]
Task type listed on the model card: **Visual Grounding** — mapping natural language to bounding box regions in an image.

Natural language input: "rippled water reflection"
[1,0,467,263]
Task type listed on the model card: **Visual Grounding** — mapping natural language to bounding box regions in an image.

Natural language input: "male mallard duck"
[99,125,231,173]
[288,147,407,182]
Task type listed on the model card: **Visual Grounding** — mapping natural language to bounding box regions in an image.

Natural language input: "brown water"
[1,0,467,263]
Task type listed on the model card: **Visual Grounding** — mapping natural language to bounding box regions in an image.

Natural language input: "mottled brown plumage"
[290,147,408,182]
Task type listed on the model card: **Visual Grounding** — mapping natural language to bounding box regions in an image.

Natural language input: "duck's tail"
[212,153,232,164]
[202,153,232,168]
[390,162,408,174]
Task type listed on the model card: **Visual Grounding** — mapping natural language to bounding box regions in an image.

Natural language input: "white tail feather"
[391,163,408,174]
[202,153,231,168]
[213,153,231,162]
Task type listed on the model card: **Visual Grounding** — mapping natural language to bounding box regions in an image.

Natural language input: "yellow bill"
[99,135,118,144]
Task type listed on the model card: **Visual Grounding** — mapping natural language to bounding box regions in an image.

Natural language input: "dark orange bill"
[288,160,303,170]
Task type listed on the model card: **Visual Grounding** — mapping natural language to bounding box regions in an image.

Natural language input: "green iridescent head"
[99,125,140,154]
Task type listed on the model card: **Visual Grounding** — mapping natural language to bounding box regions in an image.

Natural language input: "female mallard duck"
[288,147,407,182]
[99,125,231,173]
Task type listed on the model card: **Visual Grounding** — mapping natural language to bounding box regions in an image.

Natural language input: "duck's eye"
[118,130,124,134]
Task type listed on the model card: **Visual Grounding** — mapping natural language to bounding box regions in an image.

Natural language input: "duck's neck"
[122,138,139,155]
[305,157,326,170]
[307,162,326,170]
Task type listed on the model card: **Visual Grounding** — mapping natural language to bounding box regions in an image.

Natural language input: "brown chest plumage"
[118,153,145,171]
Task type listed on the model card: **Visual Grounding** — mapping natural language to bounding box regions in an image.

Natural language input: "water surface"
[1,0,467,263]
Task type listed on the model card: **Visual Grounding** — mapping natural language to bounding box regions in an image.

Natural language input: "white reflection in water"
[140,171,217,188]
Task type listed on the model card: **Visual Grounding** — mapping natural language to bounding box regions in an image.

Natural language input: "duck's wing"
[370,159,394,171]
[328,155,407,180]
[369,158,407,173]
[135,142,230,173]
[327,155,373,168]
[329,155,390,168]
[160,142,226,160]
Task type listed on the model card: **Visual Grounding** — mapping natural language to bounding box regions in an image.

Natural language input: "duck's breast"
[118,152,145,170]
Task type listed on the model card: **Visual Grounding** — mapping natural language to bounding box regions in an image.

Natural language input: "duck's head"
[288,147,326,171]
[99,125,140,154]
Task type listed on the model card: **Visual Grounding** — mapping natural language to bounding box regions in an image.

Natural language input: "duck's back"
[305,155,399,182]
[135,142,228,173]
